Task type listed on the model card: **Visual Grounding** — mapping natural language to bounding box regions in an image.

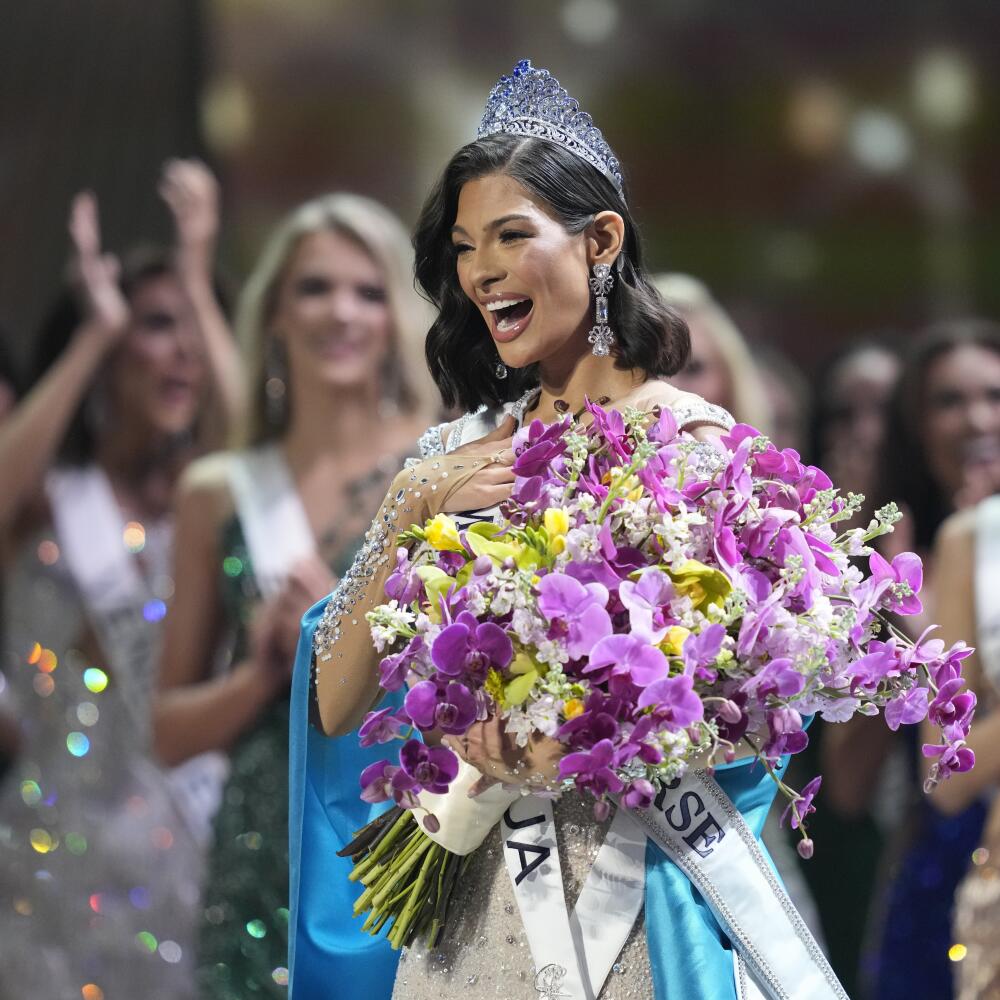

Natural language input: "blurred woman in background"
[796,338,902,997]
[151,193,434,999]
[865,319,1000,1000]
[811,339,902,528]
[927,497,1000,1000]
[654,272,773,433]
[0,161,242,999]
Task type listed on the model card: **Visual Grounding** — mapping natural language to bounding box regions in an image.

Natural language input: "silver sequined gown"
[0,509,203,1000]
[392,798,651,1000]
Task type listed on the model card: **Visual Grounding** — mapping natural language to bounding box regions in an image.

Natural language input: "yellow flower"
[544,507,570,537]
[543,507,570,557]
[425,514,464,552]
[668,560,732,612]
[659,625,691,657]
[485,669,505,705]
[563,698,585,719]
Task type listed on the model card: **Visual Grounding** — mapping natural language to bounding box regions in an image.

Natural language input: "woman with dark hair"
[0,162,243,999]
[864,320,1000,1000]
[289,61,842,1000]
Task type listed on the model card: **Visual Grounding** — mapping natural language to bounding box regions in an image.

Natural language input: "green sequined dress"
[196,517,361,999]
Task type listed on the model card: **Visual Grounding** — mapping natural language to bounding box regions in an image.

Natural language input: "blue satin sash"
[288,598,400,999]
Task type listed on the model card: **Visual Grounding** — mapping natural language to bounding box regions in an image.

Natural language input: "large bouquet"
[339,402,975,949]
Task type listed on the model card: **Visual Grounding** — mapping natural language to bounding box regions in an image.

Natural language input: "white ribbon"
[500,769,848,1000]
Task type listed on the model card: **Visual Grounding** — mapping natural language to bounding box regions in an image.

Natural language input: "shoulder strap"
[975,496,1000,696]
[227,445,315,599]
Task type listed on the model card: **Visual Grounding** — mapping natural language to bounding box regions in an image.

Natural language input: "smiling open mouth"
[487,297,534,338]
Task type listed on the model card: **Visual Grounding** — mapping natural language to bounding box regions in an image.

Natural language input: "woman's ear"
[586,211,625,269]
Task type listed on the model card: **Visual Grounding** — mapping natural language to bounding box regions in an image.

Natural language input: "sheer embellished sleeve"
[670,398,735,433]
[309,452,490,737]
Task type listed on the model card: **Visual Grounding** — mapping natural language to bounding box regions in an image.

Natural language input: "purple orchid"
[431,611,513,680]
[637,673,704,730]
[398,739,459,794]
[928,678,976,730]
[512,418,570,477]
[781,775,821,830]
[586,634,669,694]
[622,778,656,810]
[864,551,924,616]
[404,679,478,735]
[619,569,674,643]
[384,547,423,604]
[682,623,726,676]
[558,738,625,796]
[741,657,805,700]
[763,707,809,758]
[358,705,411,747]
[378,636,428,691]
[884,686,930,731]
[923,739,975,781]
[536,573,612,659]
[359,759,418,808]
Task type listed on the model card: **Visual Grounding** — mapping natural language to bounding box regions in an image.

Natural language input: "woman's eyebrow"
[450,214,532,237]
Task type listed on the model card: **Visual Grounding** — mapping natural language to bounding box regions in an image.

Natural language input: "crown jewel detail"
[478,59,624,196]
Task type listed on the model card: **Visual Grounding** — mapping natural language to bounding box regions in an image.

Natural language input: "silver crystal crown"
[477,59,624,196]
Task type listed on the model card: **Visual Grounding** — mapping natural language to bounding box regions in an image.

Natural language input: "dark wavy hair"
[29,247,230,464]
[875,318,1000,552]
[413,133,690,413]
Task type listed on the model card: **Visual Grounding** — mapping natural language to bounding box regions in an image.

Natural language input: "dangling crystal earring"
[494,358,508,380]
[588,263,615,357]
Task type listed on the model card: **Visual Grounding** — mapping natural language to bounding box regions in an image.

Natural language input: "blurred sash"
[976,495,1000,696]
[46,464,229,846]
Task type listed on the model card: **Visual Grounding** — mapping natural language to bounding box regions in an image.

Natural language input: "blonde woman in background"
[152,192,435,999]
[654,272,773,435]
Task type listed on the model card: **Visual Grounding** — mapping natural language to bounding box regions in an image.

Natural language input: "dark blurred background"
[2,0,998,374]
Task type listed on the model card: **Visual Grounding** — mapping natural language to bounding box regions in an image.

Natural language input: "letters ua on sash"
[504,805,552,885]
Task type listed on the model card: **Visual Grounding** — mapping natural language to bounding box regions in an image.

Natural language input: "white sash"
[502,770,848,1000]
[975,495,1000,697]
[226,445,315,599]
[46,465,158,711]
[46,465,230,847]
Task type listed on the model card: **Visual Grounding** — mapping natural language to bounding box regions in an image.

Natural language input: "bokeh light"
[158,940,183,963]
[246,918,267,939]
[37,539,60,565]
[135,931,158,953]
[83,668,108,693]
[81,984,104,1000]
[76,702,99,726]
[30,828,55,854]
[123,521,146,553]
[66,732,90,757]
[142,599,167,623]
[20,780,42,806]
[949,943,968,962]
